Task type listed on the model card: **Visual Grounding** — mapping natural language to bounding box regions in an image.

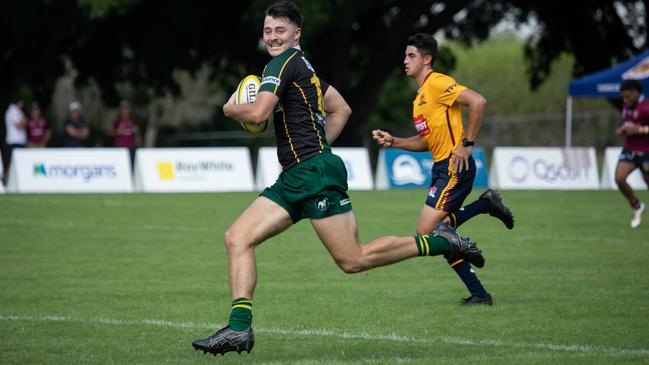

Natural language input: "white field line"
[1,314,648,357]
[0,219,209,233]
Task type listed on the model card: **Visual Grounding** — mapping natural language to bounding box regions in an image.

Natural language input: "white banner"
[255,147,281,190]
[7,148,132,193]
[134,148,254,192]
[255,147,373,190]
[490,147,599,189]
[600,147,648,189]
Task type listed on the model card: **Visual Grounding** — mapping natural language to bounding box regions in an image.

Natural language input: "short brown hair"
[266,1,303,27]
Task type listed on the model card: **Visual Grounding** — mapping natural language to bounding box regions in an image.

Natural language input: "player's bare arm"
[322,85,352,144]
[372,129,427,151]
[452,88,487,172]
[223,91,278,125]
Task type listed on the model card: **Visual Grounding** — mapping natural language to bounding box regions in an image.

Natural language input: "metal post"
[565,96,573,147]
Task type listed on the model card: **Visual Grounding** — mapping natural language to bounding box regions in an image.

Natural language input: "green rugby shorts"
[261,150,352,222]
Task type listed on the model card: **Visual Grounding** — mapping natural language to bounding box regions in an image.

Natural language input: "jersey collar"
[418,70,434,93]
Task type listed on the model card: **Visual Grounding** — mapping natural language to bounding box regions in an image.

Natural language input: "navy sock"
[447,257,488,297]
[450,198,490,228]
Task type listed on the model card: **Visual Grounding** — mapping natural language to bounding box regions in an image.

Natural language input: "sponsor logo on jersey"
[444,83,457,94]
[413,114,430,136]
[301,57,315,73]
[418,93,427,106]
[262,76,281,87]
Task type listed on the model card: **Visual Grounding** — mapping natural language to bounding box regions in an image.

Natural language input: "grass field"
[1,190,648,364]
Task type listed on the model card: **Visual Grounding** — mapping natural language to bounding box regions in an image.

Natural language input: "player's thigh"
[226,196,293,248]
[310,211,361,262]
[416,204,448,235]
[615,160,636,182]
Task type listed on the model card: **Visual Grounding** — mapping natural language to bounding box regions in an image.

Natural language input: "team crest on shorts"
[315,197,329,211]
[428,186,437,198]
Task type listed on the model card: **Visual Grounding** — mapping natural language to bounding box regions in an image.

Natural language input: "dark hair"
[621,79,643,93]
[265,1,303,27]
[407,33,438,65]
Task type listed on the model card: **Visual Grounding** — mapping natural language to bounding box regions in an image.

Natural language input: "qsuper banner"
[489,147,599,189]
[255,147,373,190]
[6,148,132,193]
[134,148,254,192]
[600,147,647,189]
[375,148,488,189]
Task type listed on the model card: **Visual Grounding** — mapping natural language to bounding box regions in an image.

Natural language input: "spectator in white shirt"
[3,96,26,184]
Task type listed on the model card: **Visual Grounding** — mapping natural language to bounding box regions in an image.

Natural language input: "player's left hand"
[223,91,237,117]
[451,145,472,173]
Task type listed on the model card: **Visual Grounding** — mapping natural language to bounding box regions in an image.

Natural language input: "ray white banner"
[134,148,254,192]
[6,148,132,193]
[489,147,599,189]
[255,147,373,190]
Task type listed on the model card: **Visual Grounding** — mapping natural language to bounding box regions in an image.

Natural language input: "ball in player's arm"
[372,33,515,306]
[192,3,484,356]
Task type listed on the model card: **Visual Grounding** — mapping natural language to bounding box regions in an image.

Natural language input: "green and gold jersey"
[259,47,330,170]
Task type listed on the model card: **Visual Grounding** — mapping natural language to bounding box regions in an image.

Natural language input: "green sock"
[228,298,253,331]
[415,235,448,256]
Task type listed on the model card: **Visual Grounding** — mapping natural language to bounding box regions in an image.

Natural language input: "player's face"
[403,46,430,78]
[621,89,640,105]
[263,16,301,57]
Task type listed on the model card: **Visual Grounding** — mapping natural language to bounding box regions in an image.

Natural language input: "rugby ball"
[235,75,268,134]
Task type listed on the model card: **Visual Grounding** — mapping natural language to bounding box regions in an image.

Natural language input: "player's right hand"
[372,129,393,147]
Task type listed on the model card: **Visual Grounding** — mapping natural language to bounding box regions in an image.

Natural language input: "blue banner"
[382,148,488,189]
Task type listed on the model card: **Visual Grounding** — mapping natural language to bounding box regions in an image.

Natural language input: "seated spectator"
[63,101,89,147]
[26,101,51,148]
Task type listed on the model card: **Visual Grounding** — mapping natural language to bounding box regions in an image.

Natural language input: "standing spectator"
[107,100,138,162]
[26,101,51,148]
[63,101,89,147]
[3,96,27,184]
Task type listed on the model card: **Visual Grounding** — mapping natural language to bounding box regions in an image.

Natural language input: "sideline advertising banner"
[134,148,254,192]
[600,147,647,189]
[255,147,374,190]
[489,147,599,189]
[375,148,488,190]
[7,148,132,193]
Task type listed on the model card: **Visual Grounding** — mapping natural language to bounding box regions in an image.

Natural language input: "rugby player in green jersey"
[192,1,485,356]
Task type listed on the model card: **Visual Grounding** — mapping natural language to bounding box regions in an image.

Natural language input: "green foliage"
[1,191,649,364]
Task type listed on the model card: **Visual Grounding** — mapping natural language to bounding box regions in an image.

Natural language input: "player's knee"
[223,228,251,252]
[336,258,366,274]
[615,175,627,187]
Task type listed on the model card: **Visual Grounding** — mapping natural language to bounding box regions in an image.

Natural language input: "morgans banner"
[134,148,254,192]
[6,148,133,193]
[489,147,599,189]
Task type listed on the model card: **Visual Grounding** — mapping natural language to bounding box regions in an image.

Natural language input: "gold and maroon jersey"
[412,72,466,162]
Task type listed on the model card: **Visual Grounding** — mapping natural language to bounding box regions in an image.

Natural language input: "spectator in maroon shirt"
[615,79,649,228]
[26,101,51,148]
[107,100,138,162]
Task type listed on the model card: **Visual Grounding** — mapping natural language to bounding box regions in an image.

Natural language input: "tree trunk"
[144,102,159,147]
